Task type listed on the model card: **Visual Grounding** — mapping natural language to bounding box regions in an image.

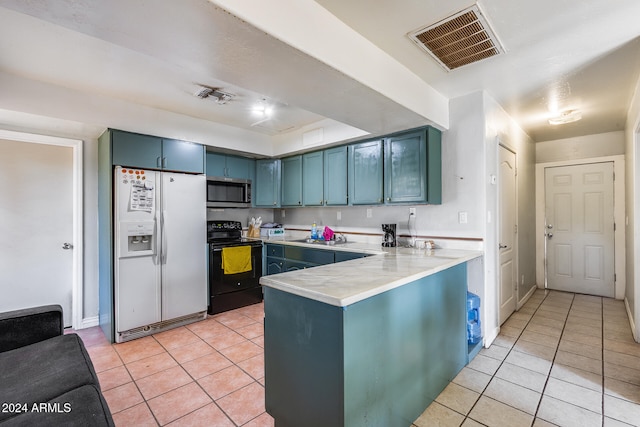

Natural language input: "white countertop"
[259,239,482,307]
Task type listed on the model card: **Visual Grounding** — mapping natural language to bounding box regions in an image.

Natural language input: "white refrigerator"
[114,166,207,343]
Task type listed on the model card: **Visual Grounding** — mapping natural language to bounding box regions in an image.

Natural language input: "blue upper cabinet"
[111,130,162,170]
[110,129,204,174]
[348,140,384,205]
[206,152,227,177]
[255,159,281,207]
[383,127,442,204]
[281,155,303,207]
[162,138,205,174]
[384,130,427,204]
[303,151,324,206]
[323,146,348,206]
[206,152,254,180]
[426,126,442,204]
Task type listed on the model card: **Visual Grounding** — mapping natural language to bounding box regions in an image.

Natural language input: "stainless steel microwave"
[206,177,252,208]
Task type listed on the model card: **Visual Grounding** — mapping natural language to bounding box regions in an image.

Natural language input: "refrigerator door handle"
[153,218,160,265]
[161,209,168,264]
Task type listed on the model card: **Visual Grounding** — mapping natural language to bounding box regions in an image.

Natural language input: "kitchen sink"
[290,238,348,245]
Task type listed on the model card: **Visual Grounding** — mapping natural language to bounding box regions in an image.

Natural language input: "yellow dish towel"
[221,246,252,275]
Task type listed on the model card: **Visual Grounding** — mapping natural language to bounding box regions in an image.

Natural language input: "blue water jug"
[466,292,482,344]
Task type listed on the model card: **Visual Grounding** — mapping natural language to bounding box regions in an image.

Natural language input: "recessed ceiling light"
[548,109,582,125]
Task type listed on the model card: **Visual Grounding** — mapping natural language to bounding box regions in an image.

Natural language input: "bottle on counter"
[311,222,318,240]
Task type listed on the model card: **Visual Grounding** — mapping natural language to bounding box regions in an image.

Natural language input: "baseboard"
[80,315,99,329]
[624,297,638,343]
[517,284,538,309]
[484,326,500,349]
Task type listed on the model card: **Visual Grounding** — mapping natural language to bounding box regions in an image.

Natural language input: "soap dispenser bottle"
[311,222,318,240]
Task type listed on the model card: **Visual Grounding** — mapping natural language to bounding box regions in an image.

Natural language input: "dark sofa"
[0,305,114,426]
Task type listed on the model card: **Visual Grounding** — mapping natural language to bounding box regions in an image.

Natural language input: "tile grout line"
[525,290,570,427]
[530,292,575,426]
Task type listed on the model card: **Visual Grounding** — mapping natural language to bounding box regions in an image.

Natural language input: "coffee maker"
[382,224,397,247]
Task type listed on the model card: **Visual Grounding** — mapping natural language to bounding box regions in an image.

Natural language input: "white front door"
[0,138,74,326]
[544,162,615,297]
[498,146,517,324]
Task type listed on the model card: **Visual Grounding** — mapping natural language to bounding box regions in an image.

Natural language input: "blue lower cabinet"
[266,257,284,275]
[264,263,467,427]
[334,251,367,263]
[265,244,369,275]
[284,246,334,265]
[284,260,315,271]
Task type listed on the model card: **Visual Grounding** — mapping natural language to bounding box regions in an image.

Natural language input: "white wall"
[484,94,537,306]
[271,119,369,157]
[536,131,625,163]
[625,72,640,340]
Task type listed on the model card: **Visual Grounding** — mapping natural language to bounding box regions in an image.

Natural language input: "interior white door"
[498,146,517,325]
[0,138,74,326]
[545,162,615,297]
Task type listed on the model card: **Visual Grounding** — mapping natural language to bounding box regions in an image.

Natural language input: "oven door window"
[207,181,246,203]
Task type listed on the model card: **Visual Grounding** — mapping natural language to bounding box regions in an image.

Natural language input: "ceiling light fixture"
[252,99,273,117]
[195,85,235,104]
[250,99,275,127]
[548,109,582,125]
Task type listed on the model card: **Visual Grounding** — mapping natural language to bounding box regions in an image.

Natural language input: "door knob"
[547,224,553,229]
[547,233,553,239]
[62,243,73,250]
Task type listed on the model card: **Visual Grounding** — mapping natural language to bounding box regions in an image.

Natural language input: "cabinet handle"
[387,197,391,201]
[162,157,167,168]
[156,157,162,168]
[378,198,382,203]
[273,202,277,205]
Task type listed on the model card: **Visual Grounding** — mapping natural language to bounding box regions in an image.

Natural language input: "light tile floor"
[71,303,273,426]
[413,289,640,427]
[73,288,640,426]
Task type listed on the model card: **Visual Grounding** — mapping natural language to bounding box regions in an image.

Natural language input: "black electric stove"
[207,220,263,315]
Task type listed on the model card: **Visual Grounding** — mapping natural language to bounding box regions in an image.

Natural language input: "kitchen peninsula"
[260,241,482,427]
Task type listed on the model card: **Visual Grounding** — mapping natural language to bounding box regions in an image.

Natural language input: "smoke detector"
[408,4,505,71]
[195,85,235,104]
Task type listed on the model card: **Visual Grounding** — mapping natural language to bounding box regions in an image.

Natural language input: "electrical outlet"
[366,208,372,218]
[281,209,286,218]
[337,211,342,221]
[409,207,416,216]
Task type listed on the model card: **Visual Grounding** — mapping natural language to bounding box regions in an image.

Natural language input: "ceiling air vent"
[408,4,505,71]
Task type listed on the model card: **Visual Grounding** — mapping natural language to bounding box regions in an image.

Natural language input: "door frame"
[535,155,625,299]
[0,129,83,328]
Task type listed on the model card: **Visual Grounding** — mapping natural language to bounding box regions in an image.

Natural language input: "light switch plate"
[458,212,468,224]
